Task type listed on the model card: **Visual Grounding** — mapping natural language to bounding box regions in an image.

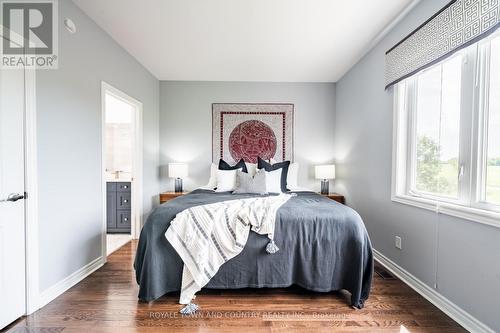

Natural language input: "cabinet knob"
[124,199,128,203]
[124,218,128,221]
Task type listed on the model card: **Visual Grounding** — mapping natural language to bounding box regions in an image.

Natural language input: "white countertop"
[106,179,132,183]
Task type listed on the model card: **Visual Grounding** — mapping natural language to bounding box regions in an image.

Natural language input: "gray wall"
[37,1,159,291]
[335,0,500,331]
[159,81,336,191]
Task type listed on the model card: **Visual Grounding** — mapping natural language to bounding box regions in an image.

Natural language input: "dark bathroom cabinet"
[106,182,131,233]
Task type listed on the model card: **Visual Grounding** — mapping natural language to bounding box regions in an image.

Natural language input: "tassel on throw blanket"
[165,194,293,313]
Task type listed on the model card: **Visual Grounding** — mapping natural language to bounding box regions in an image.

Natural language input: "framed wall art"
[212,103,294,163]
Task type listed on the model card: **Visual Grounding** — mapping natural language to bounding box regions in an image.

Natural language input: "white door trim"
[100,81,143,261]
[24,66,39,315]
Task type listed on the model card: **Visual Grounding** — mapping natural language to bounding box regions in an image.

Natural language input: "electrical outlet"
[395,236,402,250]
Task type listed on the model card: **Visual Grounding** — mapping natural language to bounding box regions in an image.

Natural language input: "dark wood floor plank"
[6,240,466,332]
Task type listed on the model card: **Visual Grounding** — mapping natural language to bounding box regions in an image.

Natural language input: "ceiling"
[73,0,413,82]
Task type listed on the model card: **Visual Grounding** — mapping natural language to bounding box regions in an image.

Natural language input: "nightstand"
[159,191,187,204]
[321,193,345,204]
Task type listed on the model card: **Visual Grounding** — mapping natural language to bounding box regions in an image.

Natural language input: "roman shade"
[385,0,499,89]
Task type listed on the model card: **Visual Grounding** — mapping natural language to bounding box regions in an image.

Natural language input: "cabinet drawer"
[117,182,131,192]
[117,192,131,209]
[106,182,117,191]
[117,210,131,229]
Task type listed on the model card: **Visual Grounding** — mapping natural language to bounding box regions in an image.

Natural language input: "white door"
[0,52,27,328]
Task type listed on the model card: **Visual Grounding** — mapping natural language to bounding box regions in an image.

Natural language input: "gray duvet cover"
[134,190,373,308]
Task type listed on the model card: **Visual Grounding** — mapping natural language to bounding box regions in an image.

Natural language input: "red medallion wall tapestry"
[212,103,294,164]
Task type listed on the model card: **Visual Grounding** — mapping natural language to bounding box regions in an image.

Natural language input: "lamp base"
[320,180,329,195]
[174,178,183,193]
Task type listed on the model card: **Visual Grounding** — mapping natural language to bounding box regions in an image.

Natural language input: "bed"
[134,189,373,308]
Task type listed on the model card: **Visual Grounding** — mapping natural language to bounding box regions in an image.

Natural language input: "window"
[414,55,462,199]
[393,29,500,224]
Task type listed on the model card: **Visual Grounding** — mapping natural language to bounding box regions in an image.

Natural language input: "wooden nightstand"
[159,192,187,204]
[321,193,345,204]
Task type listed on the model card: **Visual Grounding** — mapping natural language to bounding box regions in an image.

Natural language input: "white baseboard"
[36,256,104,310]
[373,249,494,333]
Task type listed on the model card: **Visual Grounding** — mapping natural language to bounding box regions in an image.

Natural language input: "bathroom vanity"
[106,181,131,233]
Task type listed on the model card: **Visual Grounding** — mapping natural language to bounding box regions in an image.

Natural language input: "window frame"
[475,36,500,213]
[391,30,500,228]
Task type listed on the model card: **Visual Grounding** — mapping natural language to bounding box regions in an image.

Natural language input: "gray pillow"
[233,169,268,195]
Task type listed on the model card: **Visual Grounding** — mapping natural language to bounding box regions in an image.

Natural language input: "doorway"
[101,82,143,258]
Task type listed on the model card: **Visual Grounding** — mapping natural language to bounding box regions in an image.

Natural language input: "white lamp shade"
[168,163,188,178]
[315,164,335,180]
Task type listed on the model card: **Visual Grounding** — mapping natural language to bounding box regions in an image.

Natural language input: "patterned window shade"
[385,0,499,89]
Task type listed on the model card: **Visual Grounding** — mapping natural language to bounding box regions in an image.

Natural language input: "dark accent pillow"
[257,157,290,192]
[218,158,248,173]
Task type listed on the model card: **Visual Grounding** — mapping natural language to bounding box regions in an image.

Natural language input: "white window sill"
[391,194,500,229]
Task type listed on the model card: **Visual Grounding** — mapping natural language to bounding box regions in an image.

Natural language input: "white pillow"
[264,168,283,193]
[215,169,239,192]
[269,159,299,190]
[204,163,217,190]
[287,162,299,188]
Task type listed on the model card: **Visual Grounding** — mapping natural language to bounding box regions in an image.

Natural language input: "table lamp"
[168,163,188,193]
[315,164,335,195]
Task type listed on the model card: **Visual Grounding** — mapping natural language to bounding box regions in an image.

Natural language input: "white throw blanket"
[165,194,292,307]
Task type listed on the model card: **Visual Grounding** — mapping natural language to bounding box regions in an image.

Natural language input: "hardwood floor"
[6,241,466,333]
